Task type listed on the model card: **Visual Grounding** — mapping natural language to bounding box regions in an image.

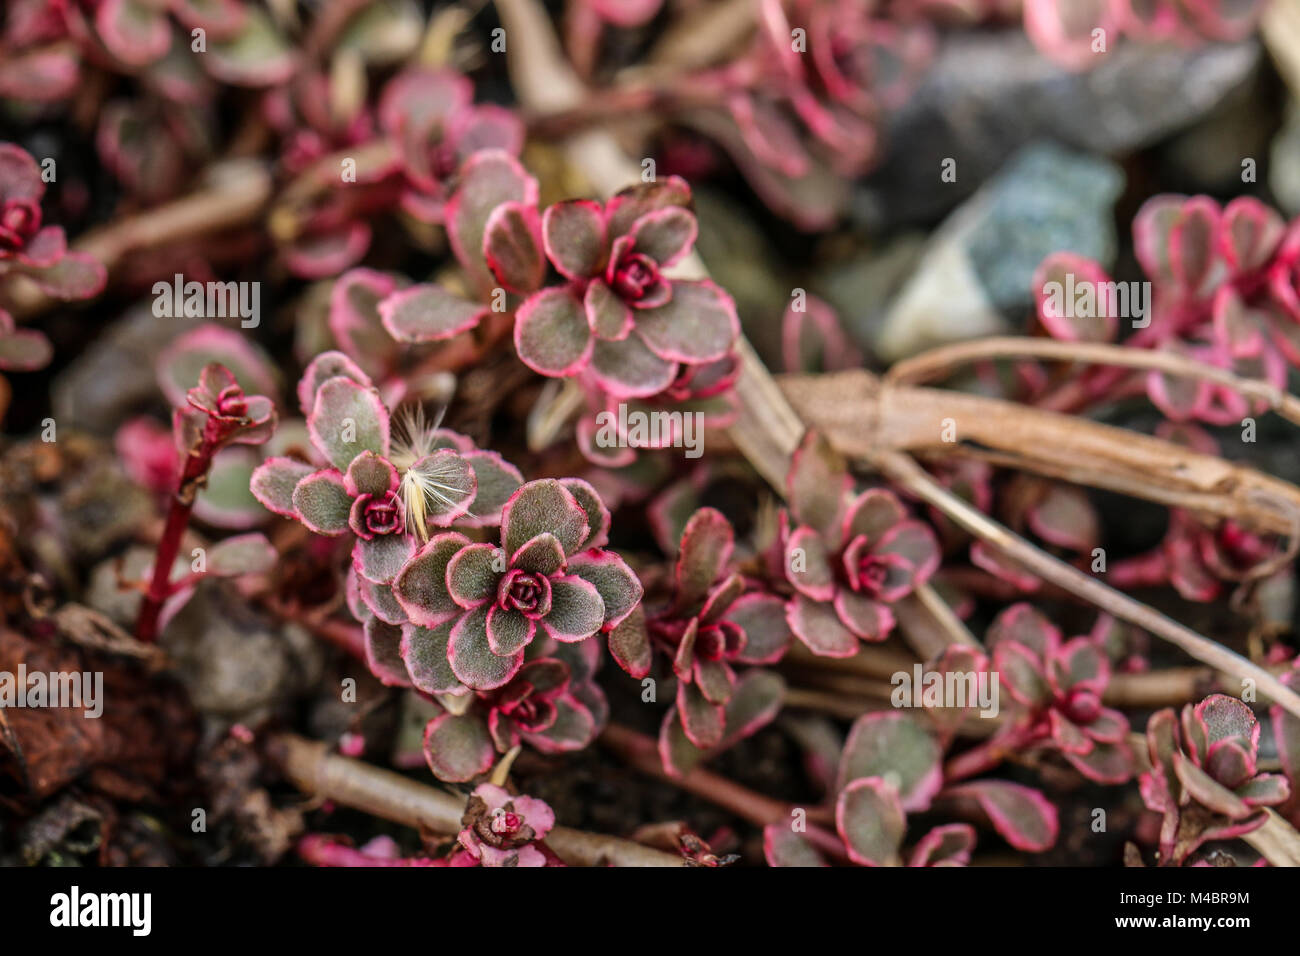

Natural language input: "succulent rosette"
[250,352,523,609]
[379,68,525,224]
[1139,694,1290,865]
[512,177,740,398]
[454,784,559,867]
[391,477,643,691]
[986,604,1135,784]
[417,653,605,782]
[777,432,941,656]
[609,508,791,755]
[176,362,277,453]
[0,143,106,300]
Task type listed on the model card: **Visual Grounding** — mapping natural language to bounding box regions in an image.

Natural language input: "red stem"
[134,419,220,643]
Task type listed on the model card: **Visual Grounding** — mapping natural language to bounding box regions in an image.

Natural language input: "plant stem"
[270,733,687,867]
[599,723,794,827]
[869,447,1300,722]
[885,336,1300,426]
[134,420,220,644]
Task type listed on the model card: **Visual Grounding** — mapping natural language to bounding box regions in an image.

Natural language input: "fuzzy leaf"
[568,551,642,630]
[423,712,495,782]
[446,149,538,294]
[379,284,486,343]
[542,199,607,279]
[502,479,588,558]
[836,777,905,866]
[606,605,652,678]
[206,533,276,577]
[728,593,792,664]
[484,201,545,294]
[364,619,411,687]
[393,532,470,626]
[674,508,734,610]
[309,377,390,471]
[297,351,372,418]
[763,825,827,867]
[837,712,942,812]
[250,456,315,518]
[944,781,1059,852]
[449,605,523,690]
[588,333,678,398]
[292,470,352,535]
[633,280,738,363]
[514,287,592,377]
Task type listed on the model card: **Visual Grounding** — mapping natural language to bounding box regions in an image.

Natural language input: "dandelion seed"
[392,404,475,540]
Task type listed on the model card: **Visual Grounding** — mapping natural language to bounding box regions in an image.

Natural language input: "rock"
[51,303,206,434]
[811,234,925,356]
[1162,73,1275,192]
[856,31,1260,230]
[874,142,1123,361]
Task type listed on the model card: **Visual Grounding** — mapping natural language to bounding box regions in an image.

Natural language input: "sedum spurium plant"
[1137,694,1290,866]
[775,431,941,656]
[605,507,792,771]
[0,143,106,371]
[512,177,740,398]
[135,362,278,643]
[250,353,641,781]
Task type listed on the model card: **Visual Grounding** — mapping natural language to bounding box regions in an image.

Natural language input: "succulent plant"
[1138,694,1290,865]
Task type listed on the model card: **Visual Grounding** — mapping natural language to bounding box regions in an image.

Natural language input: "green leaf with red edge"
[502,479,589,558]
[542,199,607,280]
[205,533,276,577]
[308,377,390,471]
[836,712,942,812]
[401,621,464,695]
[1033,252,1118,343]
[674,508,733,611]
[514,287,593,377]
[763,825,828,867]
[836,777,905,867]
[484,200,545,295]
[660,670,785,777]
[943,780,1059,852]
[364,618,411,687]
[787,593,859,657]
[250,456,315,519]
[606,605,652,679]
[568,551,642,631]
[296,351,371,417]
[378,283,486,343]
[633,280,738,364]
[292,469,352,535]
[727,593,792,664]
[448,605,523,690]
[423,712,495,782]
[1173,751,1252,819]
[392,532,470,627]
[787,431,849,540]
[559,477,611,550]
[446,149,538,295]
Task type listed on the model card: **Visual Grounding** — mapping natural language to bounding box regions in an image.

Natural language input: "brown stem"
[869,447,1300,722]
[884,336,1300,427]
[599,723,794,827]
[270,733,686,867]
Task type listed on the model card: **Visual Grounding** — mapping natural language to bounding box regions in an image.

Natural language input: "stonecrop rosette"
[512,177,740,398]
[392,478,643,690]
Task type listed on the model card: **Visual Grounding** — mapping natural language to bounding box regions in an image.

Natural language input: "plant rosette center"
[497,568,552,619]
[0,198,40,253]
[352,490,406,539]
